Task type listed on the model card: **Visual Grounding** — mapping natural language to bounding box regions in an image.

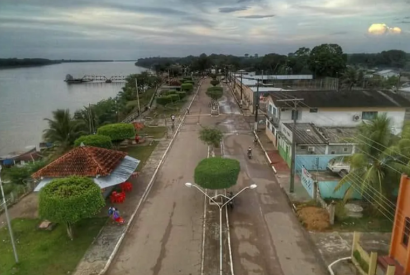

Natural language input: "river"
[0,62,146,155]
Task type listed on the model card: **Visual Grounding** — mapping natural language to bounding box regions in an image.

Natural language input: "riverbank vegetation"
[0,58,60,68]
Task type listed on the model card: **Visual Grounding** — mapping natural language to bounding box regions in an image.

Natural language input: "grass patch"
[0,217,106,275]
[353,250,369,273]
[122,141,159,171]
[333,202,393,232]
[137,126,167,139]
[153,99,187,116]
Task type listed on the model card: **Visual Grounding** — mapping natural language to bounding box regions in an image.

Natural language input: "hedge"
[206,86,223,101]
[194,157,240,189]
[210,80,220,86]
[156,94,183,106]
[177,91,186,99]
[97,123,135,142]
[181,83,194,92]
[183,77,193,81]
[183,80,194,85]
[74,134,112,149]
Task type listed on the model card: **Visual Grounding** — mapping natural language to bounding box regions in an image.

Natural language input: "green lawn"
[123,141,159,171]
[153,99,187,116]
[0,218,106,275]
[137,126,167,139]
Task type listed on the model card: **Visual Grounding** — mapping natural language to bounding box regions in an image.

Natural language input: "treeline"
[0,58,60,68]
[136,47,409,75]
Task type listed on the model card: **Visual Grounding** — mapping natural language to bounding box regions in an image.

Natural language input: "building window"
[291,110,300,120]
[362,111,377,120]
[310,108,318,113]
[300,145,307,149]
[272,107,277,116]
[403,217,410,247]
[343,147,348,152]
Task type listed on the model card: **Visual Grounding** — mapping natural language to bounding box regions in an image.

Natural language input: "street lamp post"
[185,182,257,275]
[0,165,19,263]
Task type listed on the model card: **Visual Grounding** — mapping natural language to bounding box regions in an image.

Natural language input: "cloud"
[238,14,275,19]
[219,6,249,13]
[0,0,409,59]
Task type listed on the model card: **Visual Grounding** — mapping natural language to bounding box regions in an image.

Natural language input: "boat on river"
[0,145,41,167]
[64,74,93,84]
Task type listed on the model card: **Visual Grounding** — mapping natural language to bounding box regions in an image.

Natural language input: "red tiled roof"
[32,146,127,178]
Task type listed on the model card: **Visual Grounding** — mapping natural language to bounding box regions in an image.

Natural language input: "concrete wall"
[278,137,291,167]
[296,154,349,171]
[265,121,277,147]
[279,108,406,132]
[318,181,362,199]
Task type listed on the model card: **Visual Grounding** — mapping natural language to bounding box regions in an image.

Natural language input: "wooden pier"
[64,74,127,83]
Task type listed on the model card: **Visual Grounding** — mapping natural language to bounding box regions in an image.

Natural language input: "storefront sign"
[301,166,315,198]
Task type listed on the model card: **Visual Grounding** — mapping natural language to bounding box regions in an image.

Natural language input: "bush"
[165,90,177,95]
[177,91,186,99]
[194,158,240,190]
[169,80,181,86]
[206,87,223,101]
[209,73,217,79]
[181,83,193,92]
[210,80,220,86]
[169,94,180,102]
[157,96,171,106]
[183,80,194,85]
[74,134,112,149]
[39,176,105,239]
[97,123,135,142]
[199,127,223,147]
[353,250,369,273]
[183,77,193,81]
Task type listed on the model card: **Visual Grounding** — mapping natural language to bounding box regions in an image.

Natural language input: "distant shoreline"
[0,58,138,69]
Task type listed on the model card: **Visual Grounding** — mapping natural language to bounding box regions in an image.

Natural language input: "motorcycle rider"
[247,146,252,157]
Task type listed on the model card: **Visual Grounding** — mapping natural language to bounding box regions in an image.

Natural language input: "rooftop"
[269,90,410,108]
[282,123,357,144]
[32,146,127,179]
[283,123,324,144]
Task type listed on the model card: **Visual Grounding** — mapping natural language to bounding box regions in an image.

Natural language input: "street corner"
[309,232,351,262]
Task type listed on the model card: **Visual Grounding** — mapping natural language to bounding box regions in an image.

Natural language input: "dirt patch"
[297,206,330,231]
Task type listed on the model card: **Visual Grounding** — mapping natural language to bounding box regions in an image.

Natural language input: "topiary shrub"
[97,123,135,142]
[74,134,112,149]
[194,157,240,190]
[157,96,171,106]
[177,91,186,99]
[181,83,193,93]
[39,176,105,239]
[206,86,223,101]
[210,80,220,86]
[169,94,180,102]
[165,90,177,95]
[183,77,193,81]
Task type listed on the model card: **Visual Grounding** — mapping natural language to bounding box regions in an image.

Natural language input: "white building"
[374,69,399,79]
[265,89,410,144]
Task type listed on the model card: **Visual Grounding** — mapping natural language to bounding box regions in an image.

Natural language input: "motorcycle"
[227,192,234,209]
[247,149,252,159]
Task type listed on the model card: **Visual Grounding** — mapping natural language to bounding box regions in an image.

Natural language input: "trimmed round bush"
[194,157,240,190]
[211,80,220,86]
[97,123,135,142]
[157,96,170,106]
[177,91,186,99]
[169,94,180,102]
[181,83,193,92]
[206,86,223,101]
[74,134,112,149]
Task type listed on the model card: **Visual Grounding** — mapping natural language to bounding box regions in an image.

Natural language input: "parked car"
[327,156,350,177]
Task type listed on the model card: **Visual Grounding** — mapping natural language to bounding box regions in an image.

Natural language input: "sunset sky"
[0,0,409,59]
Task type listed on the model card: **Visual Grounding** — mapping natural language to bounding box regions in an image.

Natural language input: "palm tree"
[335,114,410,205]
[43,109,85,149]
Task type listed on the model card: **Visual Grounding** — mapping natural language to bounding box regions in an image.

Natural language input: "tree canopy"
[194,158,240,189]
[308,44,347,77]
[39,176,105,239]
[206,87,223,101]
[97,123,135,142]
[74,134,112,149]
[199,127,223,148]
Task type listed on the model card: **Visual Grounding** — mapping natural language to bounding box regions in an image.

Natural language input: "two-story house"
[265,89,410,170]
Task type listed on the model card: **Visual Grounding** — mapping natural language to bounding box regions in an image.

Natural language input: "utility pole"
[240,72,243,101]
[276,98,304,193]
[254,79,260,131]
[135,78,141,115]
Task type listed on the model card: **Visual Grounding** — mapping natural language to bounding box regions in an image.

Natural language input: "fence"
[313,181,335,225]
[0,181,36,215]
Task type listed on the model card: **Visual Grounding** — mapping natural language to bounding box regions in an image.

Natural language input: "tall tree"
[335,114,410,204]
[43,109,85,149]
[308,44,347,78]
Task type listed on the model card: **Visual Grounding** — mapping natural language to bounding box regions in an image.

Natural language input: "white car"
[327,157,351,177]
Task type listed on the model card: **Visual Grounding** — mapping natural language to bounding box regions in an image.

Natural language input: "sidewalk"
[255,130,312,202]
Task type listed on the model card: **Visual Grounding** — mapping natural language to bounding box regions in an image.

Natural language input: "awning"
[34,156,140,192]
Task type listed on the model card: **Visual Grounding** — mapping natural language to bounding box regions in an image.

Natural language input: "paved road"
[220,82,327,275]
[107,80,212,275]
[107,79,327,275]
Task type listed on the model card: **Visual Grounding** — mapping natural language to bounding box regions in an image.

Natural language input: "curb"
[98,80,203,275]
[252,131,277,174]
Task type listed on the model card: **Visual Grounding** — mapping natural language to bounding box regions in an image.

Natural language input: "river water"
[0,62,145,155]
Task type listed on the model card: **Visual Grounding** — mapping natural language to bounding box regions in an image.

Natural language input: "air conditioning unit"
[352,114,361,121]
[308,147,315,153]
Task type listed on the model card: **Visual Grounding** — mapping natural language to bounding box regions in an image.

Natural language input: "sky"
[0,0,409,59]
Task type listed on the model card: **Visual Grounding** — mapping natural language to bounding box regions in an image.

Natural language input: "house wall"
[389,175,410,273]
[296,145,327,155]
[296,154,349,171]
[277,136,291,167]
[318,181,362,199]
[279,107,406,132]
[265,121,277,146]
